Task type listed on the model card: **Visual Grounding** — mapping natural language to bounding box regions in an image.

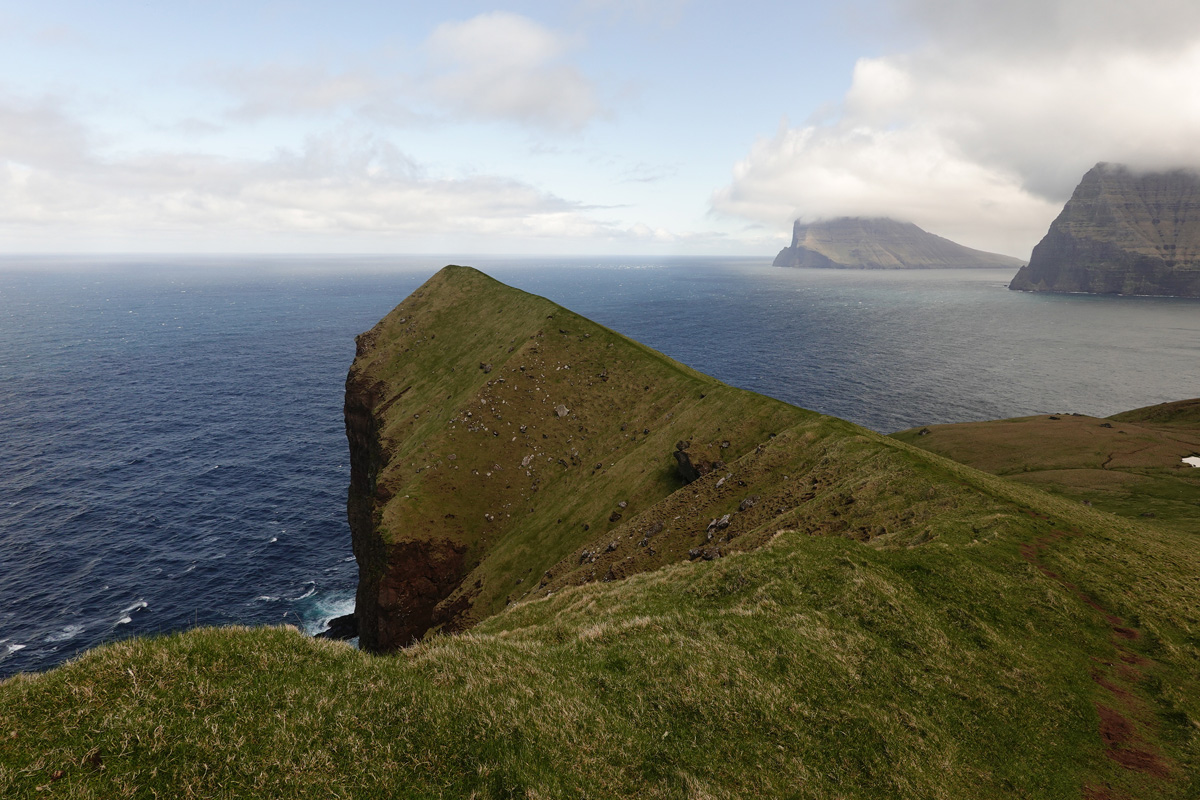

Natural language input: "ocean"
[2,255,1197,678]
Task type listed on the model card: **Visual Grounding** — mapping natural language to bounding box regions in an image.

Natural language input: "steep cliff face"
[773,217,1022,269]
[1010,163,1200,296]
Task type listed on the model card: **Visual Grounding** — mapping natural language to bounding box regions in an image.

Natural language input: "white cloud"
[712,121,1059,256]
[216,64,387,121]
[0,96,91,170]
[202,13,603,133]
[714,0,1200,257]
[424,12,601,131]
[0,100,629,248]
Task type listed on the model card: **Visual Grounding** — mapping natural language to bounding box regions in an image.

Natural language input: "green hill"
[893,404,1200,536]
[2,267,1198,799]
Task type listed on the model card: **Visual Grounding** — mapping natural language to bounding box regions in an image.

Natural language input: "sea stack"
[1010,163,1200,297]
[773,217,1023,270]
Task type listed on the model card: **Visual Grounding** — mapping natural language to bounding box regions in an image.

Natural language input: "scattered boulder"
[479,362,493,373]
[674,442,702,483]
[555,405,570,418]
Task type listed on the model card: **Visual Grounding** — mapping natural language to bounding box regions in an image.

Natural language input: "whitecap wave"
[115,616,132,625]
[121,600,148,614]
[254,595,280,602]
[299,590,356,637]
[268,537,278,543]
[289,584,316,601]
[45,624,84,643]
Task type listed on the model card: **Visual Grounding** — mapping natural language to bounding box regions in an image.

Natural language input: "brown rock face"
[773,217,1022,270]
[1010,162,1200,297]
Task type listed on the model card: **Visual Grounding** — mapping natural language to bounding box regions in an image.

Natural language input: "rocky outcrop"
[672,440,724,484]
[773,217,1023,270]
[1010,163,1200,297]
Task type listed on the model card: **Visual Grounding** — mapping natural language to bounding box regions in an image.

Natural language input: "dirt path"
[1018,521,1172,799]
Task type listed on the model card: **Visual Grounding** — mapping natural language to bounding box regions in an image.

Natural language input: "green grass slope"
[893,406,1200,535]
[346,265,817,649]
[2,269,1199,798]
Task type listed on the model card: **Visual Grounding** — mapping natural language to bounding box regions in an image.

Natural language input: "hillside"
[773,217,1024,269]
[2,268,1198,799]
[345,266,821,651]
[1010,163,1200,297]
[893,402,1200,536]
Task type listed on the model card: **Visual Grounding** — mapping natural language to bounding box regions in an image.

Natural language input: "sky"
[2,0,1199,258]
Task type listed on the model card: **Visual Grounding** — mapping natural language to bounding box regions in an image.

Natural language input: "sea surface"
[2,255,1197,677]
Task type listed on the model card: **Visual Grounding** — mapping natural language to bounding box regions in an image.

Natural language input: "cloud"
[0,99,626,248]
[0,96,92,170]
[620,162,678,183]
[216,64,386,121]
[203,13,603,133]
[714,0,1200,257]
[711,121,1059,256]
[894,0,1200,54]
[424,12,601,130]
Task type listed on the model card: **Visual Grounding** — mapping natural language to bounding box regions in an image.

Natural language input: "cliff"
[345,265,817,652]
[1010,163,1200,296]
[773,217,1023,269]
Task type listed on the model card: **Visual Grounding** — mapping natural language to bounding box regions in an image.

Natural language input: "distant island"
[1010,162,1200,297]
[773,216,1024,270]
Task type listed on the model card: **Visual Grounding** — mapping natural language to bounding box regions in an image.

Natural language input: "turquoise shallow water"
[1,255,1197,677]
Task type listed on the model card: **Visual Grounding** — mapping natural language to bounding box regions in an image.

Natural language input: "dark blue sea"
[2,255,1197,677]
